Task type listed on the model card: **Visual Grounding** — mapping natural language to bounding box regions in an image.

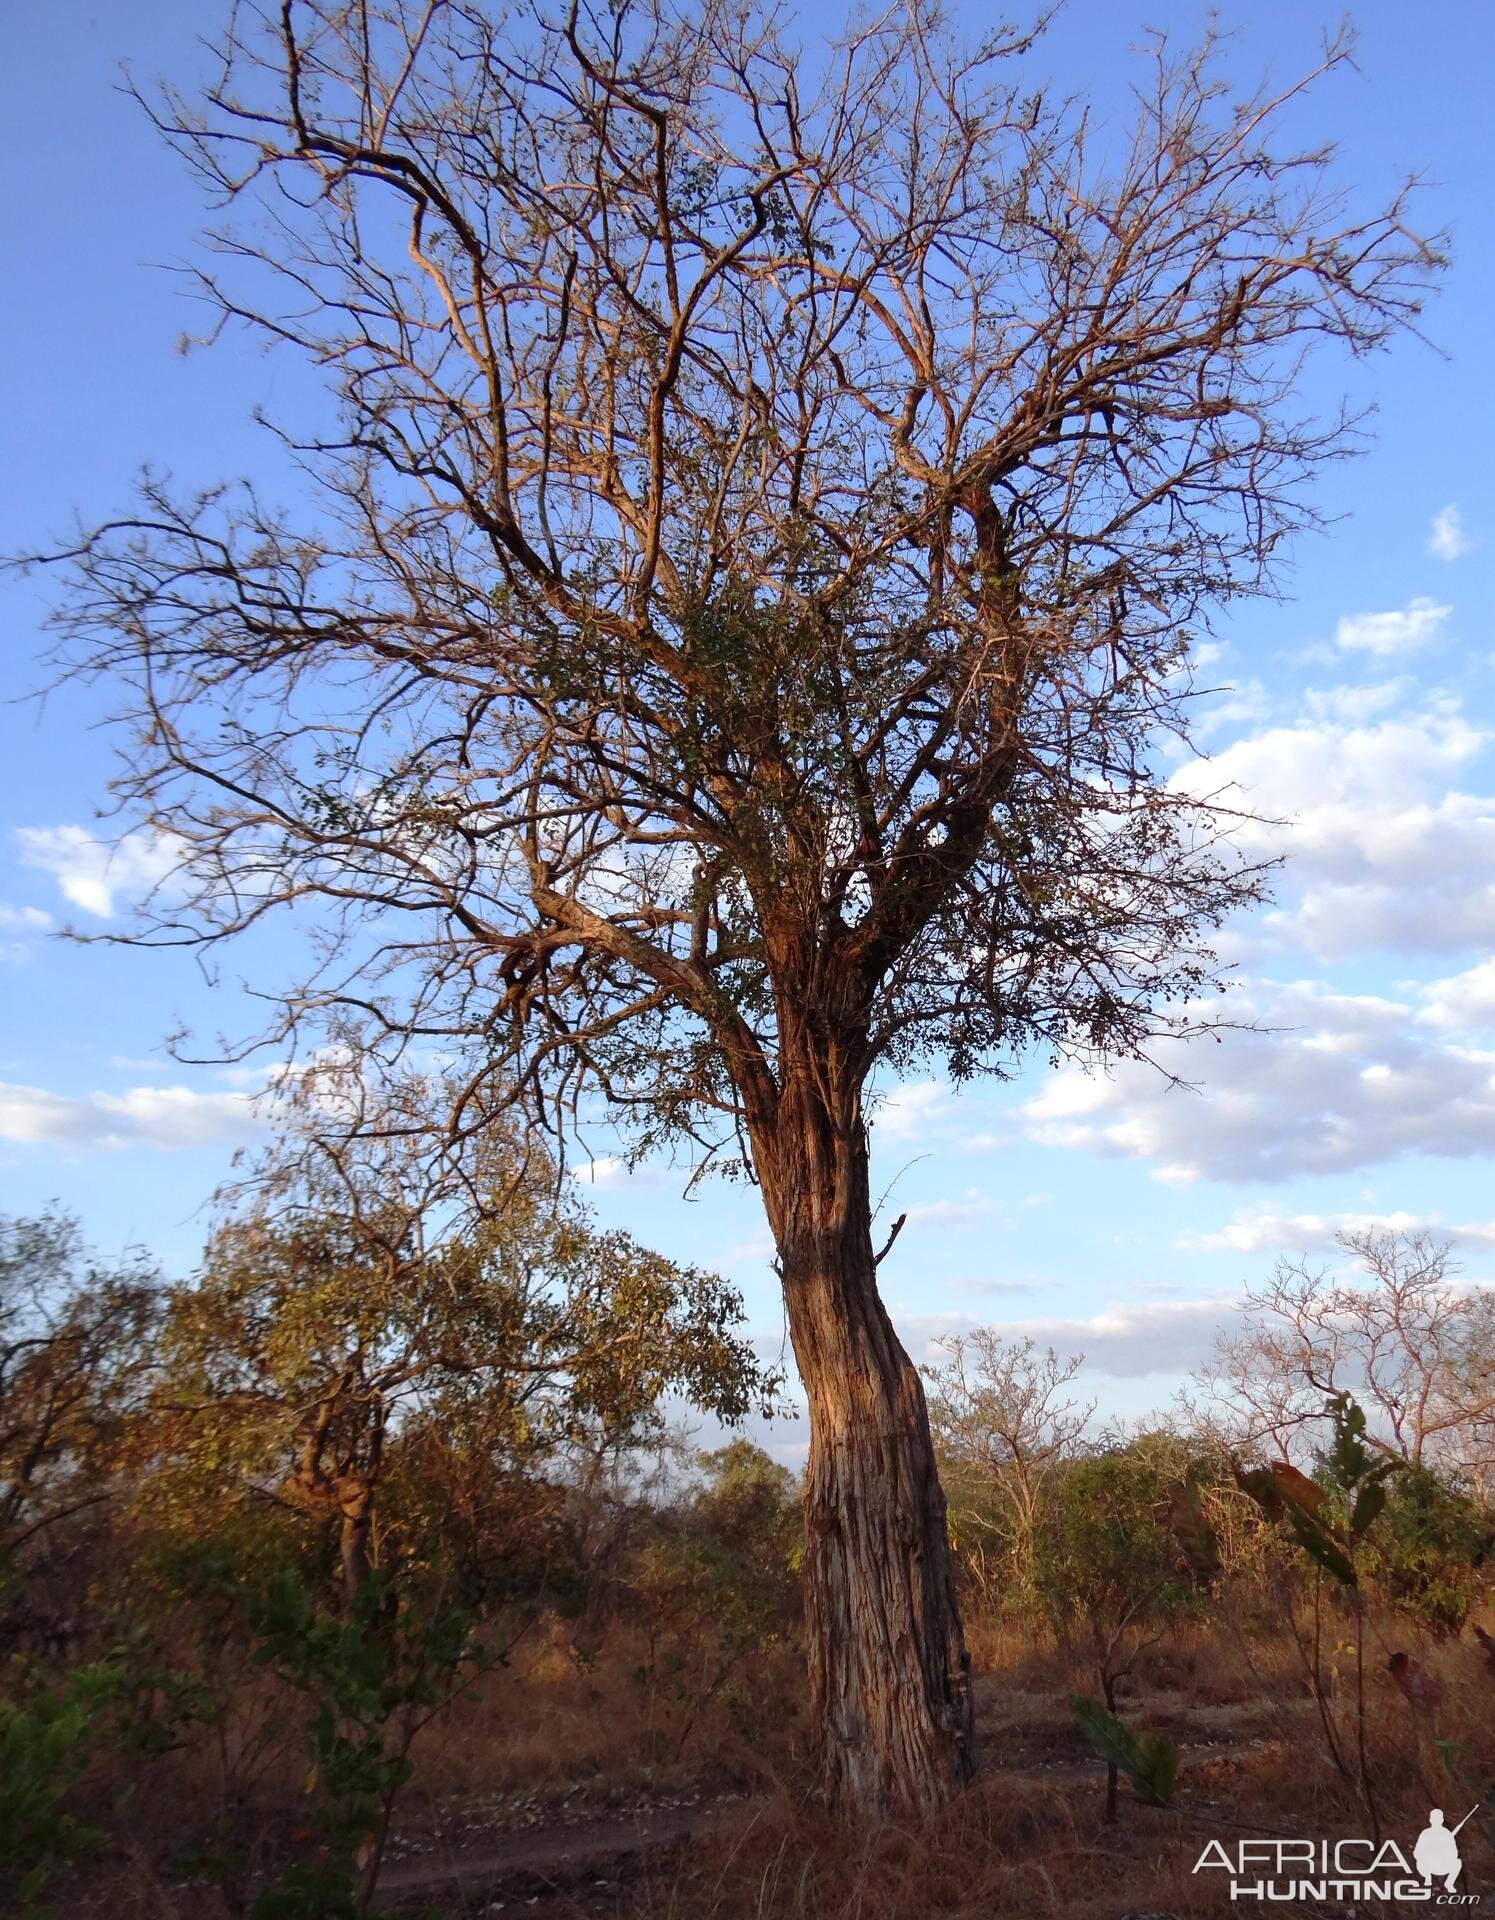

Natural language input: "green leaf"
[1132,1731,1180,1807]
[1324,1394,1376,1492]
[1069,1696,1179,1808]
[1286,1506,1358,1586]
[1072,1694,1139,1774]
[1350,1480,1387,1542]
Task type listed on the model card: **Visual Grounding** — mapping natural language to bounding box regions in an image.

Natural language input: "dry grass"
[409,1617,807,1801]
[657,1611,1486,1913]
[52,1603,1495,1919]
[619,1616,1494,1920]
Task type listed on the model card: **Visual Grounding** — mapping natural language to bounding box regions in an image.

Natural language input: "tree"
[42,0,1436,1811]
[1362,1464,1491,1635]
[153,1109,774,1599]
[924,1331,1092,1612]
[1039,1436,1205,1822]
[0,1213,160,1610]
[624,1441,803,1759]
[1192,1230,1495,1492]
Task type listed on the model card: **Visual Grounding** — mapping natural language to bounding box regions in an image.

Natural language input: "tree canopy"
[46,1,1436,1168]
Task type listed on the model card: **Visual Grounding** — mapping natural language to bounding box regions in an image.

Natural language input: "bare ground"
[369,1691,1295,1916]
[373,1789,750,1913]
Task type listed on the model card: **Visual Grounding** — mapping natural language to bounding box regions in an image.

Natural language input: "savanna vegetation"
[36,0,1443,1819]
[3,1194,1492,1917]
[9,0,1490,1912]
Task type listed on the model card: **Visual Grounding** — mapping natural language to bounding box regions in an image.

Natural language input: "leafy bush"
[625,1443,802,1755]
[242,1569,478,1919]
[1363,1466,1492,1634]
[0,1663,120,1915]
[1037,1437,1207,1647]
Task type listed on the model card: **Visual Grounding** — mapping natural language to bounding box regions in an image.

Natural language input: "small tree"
[925,1332,1092,1614]
[0,1213,160,1615]
[1235,1394,1403,1838]
[235,1567,482,1920]
[1363,1465,1491,1636]
[626,1441,802,1758]
[41,0,1437,1810]
[1194,1230,1495,1491]
[1039,1437,1206,1818]
[153,1113,775,1599]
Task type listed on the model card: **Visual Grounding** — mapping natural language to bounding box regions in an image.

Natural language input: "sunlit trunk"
[762,1065,975,1816]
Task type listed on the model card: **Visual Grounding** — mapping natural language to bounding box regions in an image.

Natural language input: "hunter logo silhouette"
[1193,1800,1484,1902]
[1416,1808,1477,1893]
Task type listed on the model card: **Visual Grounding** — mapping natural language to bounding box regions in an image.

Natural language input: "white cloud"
[570,1155,672,1191]
[1301,680,1406,725]
[1019,977,1495,1185]
[0,905,51,933]
[1193,677,1272,742]
[1428,505,1474,562]
[902,1193,995,1230]
[1416,957,1495,1033]
[1334,597,1451,657]
[574,1154,627,1188]
[14,826,182,919]
[0,1079,265,1152]
[897,1297,1236,1378]
[0,903,52,966]
[1171,1207,1490,1255]
[1174,707,1495,958]
[872,1079,952,1144]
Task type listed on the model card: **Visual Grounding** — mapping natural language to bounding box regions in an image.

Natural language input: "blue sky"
[3,0,1494,1445]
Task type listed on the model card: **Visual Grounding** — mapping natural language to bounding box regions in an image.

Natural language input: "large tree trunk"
[338,1486,374,1600]
[762,1073,975,1817]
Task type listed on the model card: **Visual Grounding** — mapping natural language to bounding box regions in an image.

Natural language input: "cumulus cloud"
[0,905,51,933]
[1172,1208,1495,1255]
[570,1155,672,1191]
[902,1193,995,1230]
[896,1297,1236,1378]
[1192,677,1272,742]
[573,1155,627,1188]
[0,903,52,965]
[1416,957,1495,1033]
[1428,505,1475,562]
[1019,977,1495,1185]
[0,1080,265,1152]
[872,1079,953,1144]
[14,826,182,919]
[1174,707,1495,958]
[1301,680,1407,726]
[1334,597,1451,657]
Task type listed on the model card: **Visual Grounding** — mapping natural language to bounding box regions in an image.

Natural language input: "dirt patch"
[374,1793,750,1914]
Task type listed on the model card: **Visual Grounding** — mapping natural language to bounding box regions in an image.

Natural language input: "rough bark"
[338,1487,374,1600]
[759,1063,974,1816]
